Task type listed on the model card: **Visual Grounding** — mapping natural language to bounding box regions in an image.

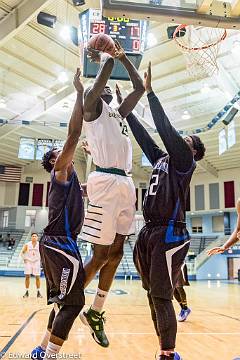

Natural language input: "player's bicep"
[22,244,27,254]
[54,134,79,170]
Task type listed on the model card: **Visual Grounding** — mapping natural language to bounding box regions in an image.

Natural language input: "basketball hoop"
[173,24,227,79]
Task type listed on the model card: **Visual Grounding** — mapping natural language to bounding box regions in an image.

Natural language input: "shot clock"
[79,9,148,80]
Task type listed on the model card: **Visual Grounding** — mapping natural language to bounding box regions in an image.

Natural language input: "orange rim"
[173,24,227,51]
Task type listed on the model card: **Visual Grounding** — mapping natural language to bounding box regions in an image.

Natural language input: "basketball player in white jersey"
[21,232,42,298]
[80,41,144,347]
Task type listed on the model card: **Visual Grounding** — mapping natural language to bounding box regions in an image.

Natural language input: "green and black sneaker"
[80,307,109,348]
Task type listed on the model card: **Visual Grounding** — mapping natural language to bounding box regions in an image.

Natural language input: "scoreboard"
[79,9,148,80]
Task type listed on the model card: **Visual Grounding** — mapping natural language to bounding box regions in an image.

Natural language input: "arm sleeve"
[147,91,193,173]
[126,112,166,166]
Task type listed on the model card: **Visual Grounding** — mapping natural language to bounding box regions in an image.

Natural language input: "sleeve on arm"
[126,112,166,166]
[147,92,193,173]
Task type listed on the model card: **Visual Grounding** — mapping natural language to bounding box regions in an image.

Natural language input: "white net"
[174,25,227,79]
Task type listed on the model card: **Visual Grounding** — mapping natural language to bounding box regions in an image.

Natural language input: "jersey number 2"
[149,174,159,195]
[122,124,128,136]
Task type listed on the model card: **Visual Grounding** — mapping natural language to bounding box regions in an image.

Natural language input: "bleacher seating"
[1,229,219,278]
[7,231,32,269]
[189,235,218,255]
[0,229,25,268]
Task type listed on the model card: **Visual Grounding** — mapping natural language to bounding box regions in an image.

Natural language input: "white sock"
[44,342,61,358]
[40,330,51,350]
[91,288,108,313]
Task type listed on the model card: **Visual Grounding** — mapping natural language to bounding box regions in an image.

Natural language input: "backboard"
[101,0,240,29]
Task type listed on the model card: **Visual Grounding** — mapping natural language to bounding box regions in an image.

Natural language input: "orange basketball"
[88,34,115,56]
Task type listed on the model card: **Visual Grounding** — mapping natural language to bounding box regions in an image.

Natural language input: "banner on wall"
[228,120,236,149]
[36,139,53,160]
[53,139,65,150]
[219,129,227,155]
[18,137,35,160]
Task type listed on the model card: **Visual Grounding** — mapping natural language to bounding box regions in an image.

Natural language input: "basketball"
[88,34,115,56]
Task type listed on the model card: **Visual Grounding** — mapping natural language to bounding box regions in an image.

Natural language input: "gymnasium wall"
[190,167,240,211]
[197,253,240,280]
[0,164,239,233]
[197,254,228,280]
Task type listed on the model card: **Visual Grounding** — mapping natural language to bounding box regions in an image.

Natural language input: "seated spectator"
[8,237,15,250]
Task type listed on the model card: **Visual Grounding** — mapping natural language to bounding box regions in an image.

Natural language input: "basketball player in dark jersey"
[31,69,85,359]
[174,263,191,322]
[117,63,205,360]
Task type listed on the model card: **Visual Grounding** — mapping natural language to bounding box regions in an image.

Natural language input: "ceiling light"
[0,99,6,109]
[37,12,57,28]
[72,0,85,5]
[201,83,211,94]
[147,33,157,47]
[60,26,71,41]
[181,110,191,120]
[232,40,240,55]
[58,71,68,83]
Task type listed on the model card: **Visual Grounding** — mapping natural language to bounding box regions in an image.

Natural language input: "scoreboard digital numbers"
[80,9,147,54]
[90,18,145,54]
[79,9,148,80]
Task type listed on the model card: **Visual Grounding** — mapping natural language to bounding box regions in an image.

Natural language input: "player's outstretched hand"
[207,246,226,256]
[144,61,152,94]
[114,40,126,60]
[116,84,123,105]
[81,140,91,156]
[73,68,84,94]
[87,47,101,63]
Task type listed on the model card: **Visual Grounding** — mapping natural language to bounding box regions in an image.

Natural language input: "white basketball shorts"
[24,261,41,276]
[81,172,136,245]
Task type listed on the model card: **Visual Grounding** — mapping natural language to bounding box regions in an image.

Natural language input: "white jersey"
[24,241,40,263]
[84,100,132,172]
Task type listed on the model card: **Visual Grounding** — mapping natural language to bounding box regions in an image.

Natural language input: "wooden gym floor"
[0,277,240,360]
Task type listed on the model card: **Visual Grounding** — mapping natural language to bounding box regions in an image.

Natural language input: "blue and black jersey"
[41,169,85,306]
[126,91,196,225]
[130,92,194,299]
[44,169,84,240]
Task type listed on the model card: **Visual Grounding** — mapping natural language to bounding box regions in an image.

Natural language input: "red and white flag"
[0,165,22,182]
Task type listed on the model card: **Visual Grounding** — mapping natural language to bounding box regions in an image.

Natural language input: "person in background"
[21,232,42,298]
[7,237,15,250]
[174,263,191,322]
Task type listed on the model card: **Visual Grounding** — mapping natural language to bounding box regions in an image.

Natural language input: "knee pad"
[51,305,83,341]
